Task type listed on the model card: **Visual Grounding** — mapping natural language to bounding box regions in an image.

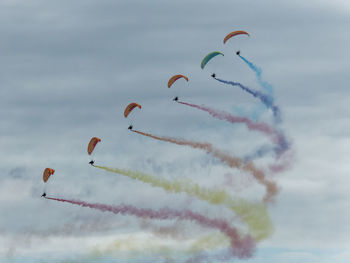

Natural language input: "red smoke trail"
[131,129,278,203]
[45,196,255,259]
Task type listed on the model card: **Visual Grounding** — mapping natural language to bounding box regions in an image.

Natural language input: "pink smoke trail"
[177,100,287,150]
[45,196,255,259]
[177,100,292,165]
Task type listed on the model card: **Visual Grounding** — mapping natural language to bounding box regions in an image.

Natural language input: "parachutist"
[173,97,178,102]
[236,51,240,56]
[89,160,95,166]
[128,125,133,130]
[211,73,216,78]
[41,192,46,197]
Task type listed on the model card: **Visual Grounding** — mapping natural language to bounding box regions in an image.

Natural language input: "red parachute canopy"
[124,103,141,118]
[168,74,189,88]
[223,30,250,44]
[43,168,55,183]
[87,137,101,155]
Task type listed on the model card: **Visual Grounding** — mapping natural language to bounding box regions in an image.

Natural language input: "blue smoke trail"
[231,104,266,122]
[239,55,274,98]
[215,78,281,124]
[243,145,275,162]
[243,131,289,162]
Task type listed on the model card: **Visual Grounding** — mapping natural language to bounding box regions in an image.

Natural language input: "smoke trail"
[45,196,255,259]
[96,232,229,257]
[238,55,273,97]
[238,55,293,164]
[244,145,276,162]
[231,103,266,122]
[94,165,273,241]
[177,100,287,154]
[187,234,229,254]
[215,77,281,123]
[131,129,278,203]
[67,233,229,263]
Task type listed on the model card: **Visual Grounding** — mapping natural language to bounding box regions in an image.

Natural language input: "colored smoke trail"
[244,144,277,162]
[94,165,273,241]
[131,129,278,204]
[44,196,255,259]
[231,103,266,122]
[94,233,229,258]
[177,100,283,146]
[238,55,273,97]
[215,77,281,123]
[238,55,293,166]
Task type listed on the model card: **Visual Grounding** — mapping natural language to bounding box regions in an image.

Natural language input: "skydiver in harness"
[211,73,216,78]
[41,192,46,197]
[173,97,178,102]
[128,125,133,130]
[89,160,95,166]
[236,51,240,56]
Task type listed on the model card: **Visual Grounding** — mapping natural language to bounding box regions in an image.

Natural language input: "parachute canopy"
[201,51,224,69]
[168,74,189,88]
[124,103,141,118]
[43,168,55,183]
[223,30,250,44]
[88,137,101,155]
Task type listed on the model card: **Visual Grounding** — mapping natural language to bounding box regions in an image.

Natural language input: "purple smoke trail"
[215,77,281,123]
[45,196,255,259]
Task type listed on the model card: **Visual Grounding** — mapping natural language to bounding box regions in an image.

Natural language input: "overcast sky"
[1,1,350,262]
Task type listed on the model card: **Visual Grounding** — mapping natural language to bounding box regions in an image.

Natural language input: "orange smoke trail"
[131,129,278,203]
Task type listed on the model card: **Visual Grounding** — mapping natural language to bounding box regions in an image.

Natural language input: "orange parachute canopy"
[43,168,55,183]
[124,103,141,118]
[87,137,101,155]
[168,74,189,88]
[223,30,250,44]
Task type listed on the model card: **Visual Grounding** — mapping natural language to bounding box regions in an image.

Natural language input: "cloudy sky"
[1,0,350,262]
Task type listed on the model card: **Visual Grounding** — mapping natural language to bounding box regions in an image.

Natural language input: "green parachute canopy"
[201,51,224,69]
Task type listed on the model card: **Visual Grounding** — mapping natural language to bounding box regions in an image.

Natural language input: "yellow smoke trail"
[95,165,273,241]
[61,233,227,263]
[131,130,278,203]
[187,233,229,254]
[82,233,230,262]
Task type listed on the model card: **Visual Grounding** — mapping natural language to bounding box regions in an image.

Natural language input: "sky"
[1,0,350,262]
